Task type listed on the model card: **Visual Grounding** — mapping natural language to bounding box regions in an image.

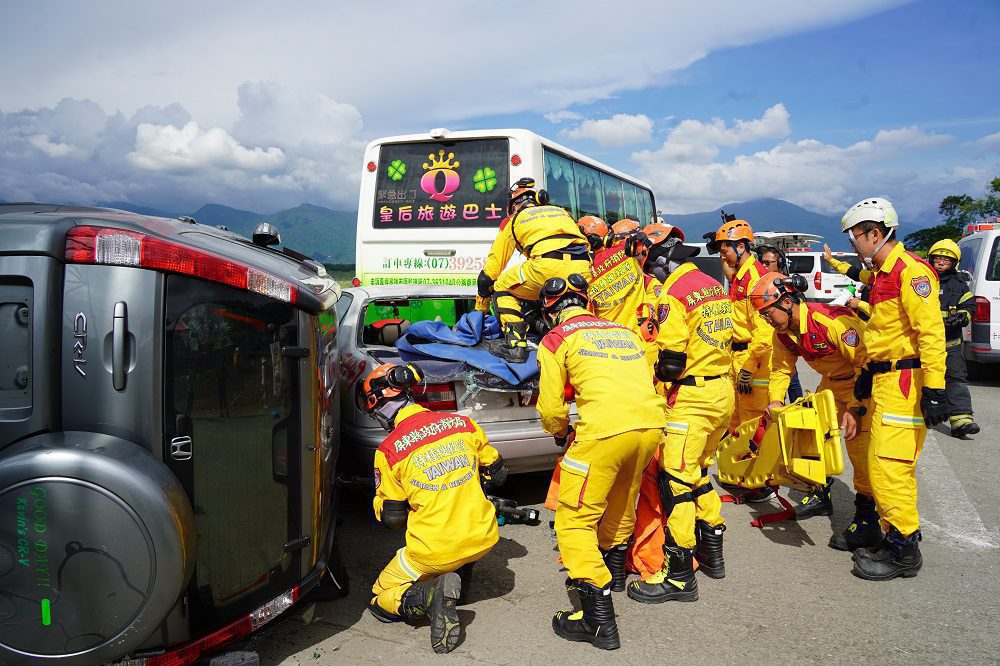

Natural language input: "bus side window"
[624,184,640,221]
[602,173,624,225]
[544,150,578,218]
[574,162,605,220]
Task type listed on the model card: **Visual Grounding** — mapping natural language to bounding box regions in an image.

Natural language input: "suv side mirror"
[253,222,281,247]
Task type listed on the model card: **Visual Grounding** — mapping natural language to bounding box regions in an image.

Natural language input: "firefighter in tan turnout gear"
[361,363,507,653]
[537,273,664,650]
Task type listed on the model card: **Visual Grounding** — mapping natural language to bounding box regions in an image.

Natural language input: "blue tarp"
[395,311,538,386]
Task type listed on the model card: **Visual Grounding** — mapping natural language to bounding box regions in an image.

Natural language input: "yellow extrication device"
[717,390,844,526]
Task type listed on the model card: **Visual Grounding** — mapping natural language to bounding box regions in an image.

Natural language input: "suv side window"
[335,291,354,324]
[165,277,300,614]
[787,255,816,274]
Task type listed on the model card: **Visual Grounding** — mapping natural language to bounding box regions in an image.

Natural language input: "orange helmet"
[612,218,640,238]
[357,363,424,414]
[578,215,609,239]
[749,272,808,312]
[643,222,685,245]
[508,177,549,214]
[715,219,754,244]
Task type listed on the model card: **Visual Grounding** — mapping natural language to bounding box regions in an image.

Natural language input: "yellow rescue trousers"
[493,257,592,327]
[820,375,872,498]
[729,347,769,433]
[371,543,494,616]
[661,378,735,550]
[869,368,927,537]
[554,428,661,587]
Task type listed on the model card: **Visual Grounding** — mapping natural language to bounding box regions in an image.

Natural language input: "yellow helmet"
[927,239,960,262]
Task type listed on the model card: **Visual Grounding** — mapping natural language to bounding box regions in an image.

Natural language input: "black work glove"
[944,312,969,328]
[920,387,948,427]
[480,456,509,490]
[554,425,576,449]
[737,369,754,395]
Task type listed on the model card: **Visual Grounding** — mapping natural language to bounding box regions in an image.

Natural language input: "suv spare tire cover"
[0,432,195,665]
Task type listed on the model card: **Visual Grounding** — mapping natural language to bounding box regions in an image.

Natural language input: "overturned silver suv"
[0,204,346,664]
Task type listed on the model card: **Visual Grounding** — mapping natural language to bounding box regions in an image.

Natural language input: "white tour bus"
[355,128,657,286]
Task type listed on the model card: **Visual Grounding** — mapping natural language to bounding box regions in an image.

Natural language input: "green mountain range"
[94,197,932,258]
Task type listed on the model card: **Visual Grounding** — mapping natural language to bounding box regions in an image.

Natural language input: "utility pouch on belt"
[557,455,590,509]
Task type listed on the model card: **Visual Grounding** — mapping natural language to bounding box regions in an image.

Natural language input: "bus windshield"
[373,139,510,229]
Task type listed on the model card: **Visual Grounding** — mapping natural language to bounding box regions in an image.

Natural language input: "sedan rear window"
[361,297,476,346]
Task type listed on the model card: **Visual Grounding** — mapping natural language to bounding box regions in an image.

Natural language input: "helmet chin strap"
[857,228,894,269]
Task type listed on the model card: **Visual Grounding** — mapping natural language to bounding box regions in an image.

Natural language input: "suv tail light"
[66,226,296,303]
[414,383,457,411]
[973,296,990,323]
[814,271,822,290]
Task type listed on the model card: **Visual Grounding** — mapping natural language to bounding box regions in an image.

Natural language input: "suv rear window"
[361,297,475,346]
[787,255,816,274]
[988,237,1000,281]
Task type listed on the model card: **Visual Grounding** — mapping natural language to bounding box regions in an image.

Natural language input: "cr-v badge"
[72,312,87,377]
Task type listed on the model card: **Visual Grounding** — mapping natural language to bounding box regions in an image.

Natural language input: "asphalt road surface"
[249,364,1000,665]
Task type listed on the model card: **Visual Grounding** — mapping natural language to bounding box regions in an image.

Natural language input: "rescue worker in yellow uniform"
[587,219,674,363]
[627,230,735,603]
[476,177,591,363]
[839,197,947,581]
[715,218,773,501]
[537,274,664,650]
[361,363,506,653]
[578,215,610,258]
[750,273,882,551]
[927,239,979,437]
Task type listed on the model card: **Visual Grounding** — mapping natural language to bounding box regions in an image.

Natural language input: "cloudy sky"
[1,0,997,224]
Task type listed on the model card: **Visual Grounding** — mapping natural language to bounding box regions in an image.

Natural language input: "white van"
[957,220,1000,378]
[784,249,864,302]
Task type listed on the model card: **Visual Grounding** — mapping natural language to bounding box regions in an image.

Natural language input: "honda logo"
[170,436,193,461]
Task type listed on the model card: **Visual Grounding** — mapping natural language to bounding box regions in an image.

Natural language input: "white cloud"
[0,1,907,130]
[633,105,970,219]
[637,103,791,163]
[562,114,654,147]
[28,134,84,158]
[544,110,584,124]
[973,131,1000,152]
[127,121,285,172]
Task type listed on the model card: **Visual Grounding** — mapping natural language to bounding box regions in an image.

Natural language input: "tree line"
[904,177,1000,252]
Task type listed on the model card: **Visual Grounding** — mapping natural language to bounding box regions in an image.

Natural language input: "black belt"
[732,341,750,352]
[830,374,855,381]
[539,245,589,260]
[867,359,921,374]
[675,375,724,386]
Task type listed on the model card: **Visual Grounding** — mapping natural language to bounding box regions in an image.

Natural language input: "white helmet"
[841,197,898,233]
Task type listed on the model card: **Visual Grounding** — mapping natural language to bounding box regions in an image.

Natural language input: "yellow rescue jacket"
[373,404,500,565]
[588,239,659,339]
[654,262,733,379]
[483,205,589,281]
[866,243,946,389]
[769,301,867,407]
[537,306,665,441]
[729,257,772,370]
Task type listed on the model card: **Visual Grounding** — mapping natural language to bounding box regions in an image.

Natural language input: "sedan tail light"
[414,383,457,411]
[973,296,990,323]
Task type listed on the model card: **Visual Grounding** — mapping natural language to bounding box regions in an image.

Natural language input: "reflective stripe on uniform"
[396,548,420,580]
[752,379,770,387]
[665,421,689,435]
[882,412,925,426]
[561,455,590,475]
[946,339,962,348]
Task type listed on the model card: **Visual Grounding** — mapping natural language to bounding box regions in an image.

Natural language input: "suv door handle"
[112,302,127,391]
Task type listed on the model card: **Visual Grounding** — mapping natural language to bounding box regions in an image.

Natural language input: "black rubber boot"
[952,421,980,437]
[626,547,698,603]
[455,562,475,605]
[399,573,462,653]
[793,478,834,520]
[601,540,630,592]
[552,580,621,650]
[494,321,529,364]
[852,527,923,581]
[829,493,883,552]
[694,521,726,579]
[742,486,776,503]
